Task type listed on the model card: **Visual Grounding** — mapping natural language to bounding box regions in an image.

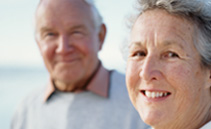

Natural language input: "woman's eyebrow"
[129,41,144,48]
[162,41,184,50]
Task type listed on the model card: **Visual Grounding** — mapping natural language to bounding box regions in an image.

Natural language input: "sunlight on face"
[126,9,211,129]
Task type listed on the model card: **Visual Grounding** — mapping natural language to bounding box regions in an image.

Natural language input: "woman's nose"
[139,55,163,82]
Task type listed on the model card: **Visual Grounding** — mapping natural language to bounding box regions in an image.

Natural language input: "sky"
[0,0,137,72]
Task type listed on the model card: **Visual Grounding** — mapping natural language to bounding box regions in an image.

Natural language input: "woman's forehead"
[131,9,195,45]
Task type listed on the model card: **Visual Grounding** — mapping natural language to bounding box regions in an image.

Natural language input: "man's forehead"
[38,0,93,6]
[35,0,96,30]
[36,0,92,17]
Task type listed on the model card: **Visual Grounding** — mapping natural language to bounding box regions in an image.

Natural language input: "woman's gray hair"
[127,0,211,68]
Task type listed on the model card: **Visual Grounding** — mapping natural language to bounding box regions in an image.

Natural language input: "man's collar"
[43,65,110,102]
[86,65,109,98]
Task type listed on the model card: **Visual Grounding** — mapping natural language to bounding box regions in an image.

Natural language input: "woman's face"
[126,9,211,128]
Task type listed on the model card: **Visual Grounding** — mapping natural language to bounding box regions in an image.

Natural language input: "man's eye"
[71,31,84,38]
[46,32,56,36]
[163,51,179,58]
[73,31,81,34]
[72,31,83,35]
[42,32,57,38]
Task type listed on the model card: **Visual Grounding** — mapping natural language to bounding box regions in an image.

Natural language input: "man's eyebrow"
[38,24,88,32]
[69,25,87,30]
[39,27,54,33]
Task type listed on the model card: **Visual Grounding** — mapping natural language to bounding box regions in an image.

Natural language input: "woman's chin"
[139,110,167,128]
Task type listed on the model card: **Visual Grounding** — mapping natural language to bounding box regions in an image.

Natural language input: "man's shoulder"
[109,70,129,98]
[11,87,46,128]
[110,70,125,84]
[17,87,45,109]
[110,70,125,77]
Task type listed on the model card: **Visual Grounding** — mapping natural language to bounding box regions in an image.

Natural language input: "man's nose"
[56,35,74,54]
[139,55,162,82]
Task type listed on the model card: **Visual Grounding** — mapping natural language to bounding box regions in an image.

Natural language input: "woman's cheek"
[126,61,141,105]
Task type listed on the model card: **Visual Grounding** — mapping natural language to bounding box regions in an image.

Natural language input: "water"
[0,66,48,129]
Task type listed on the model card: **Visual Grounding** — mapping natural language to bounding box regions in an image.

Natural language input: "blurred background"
[0,0,136,128]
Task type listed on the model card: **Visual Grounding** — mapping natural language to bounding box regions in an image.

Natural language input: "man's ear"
[98,24,107,50]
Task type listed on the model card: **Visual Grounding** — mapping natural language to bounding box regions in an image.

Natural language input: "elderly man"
[11,0,148,129]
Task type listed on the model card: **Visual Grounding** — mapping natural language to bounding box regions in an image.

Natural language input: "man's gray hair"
[83,0,103,30]
[128,0,211,68]
[36,0,103,31]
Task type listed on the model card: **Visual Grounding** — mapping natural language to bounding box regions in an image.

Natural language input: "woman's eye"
[163,51,179,58]
[133,51,146,57]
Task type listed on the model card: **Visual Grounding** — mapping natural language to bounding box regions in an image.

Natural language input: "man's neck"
[53,61,101,92]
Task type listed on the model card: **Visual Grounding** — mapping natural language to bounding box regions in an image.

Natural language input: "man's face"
[35,0,105,88]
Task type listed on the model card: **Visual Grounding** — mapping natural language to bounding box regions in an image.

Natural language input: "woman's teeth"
[145,91,170,98]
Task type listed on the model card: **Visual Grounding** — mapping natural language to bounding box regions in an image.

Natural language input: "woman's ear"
[210,70,211,79]
[207,69,211,89]
[204,69,211,89]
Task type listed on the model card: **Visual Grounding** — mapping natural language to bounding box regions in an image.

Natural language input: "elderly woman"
[125,0,211,128]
